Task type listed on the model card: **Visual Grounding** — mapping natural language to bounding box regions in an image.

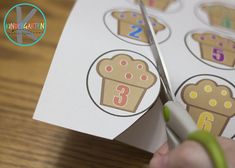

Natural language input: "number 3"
[212,48,224,62]
[128,25,142,39]
[113,85,129,107]
[197,112,214,132]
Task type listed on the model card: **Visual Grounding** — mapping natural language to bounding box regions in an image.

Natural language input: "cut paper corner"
[33,96,167,152]
[115,99,167,153]
[32,0,166,153]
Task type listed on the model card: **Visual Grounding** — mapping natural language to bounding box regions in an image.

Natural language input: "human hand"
[150,137,235,168]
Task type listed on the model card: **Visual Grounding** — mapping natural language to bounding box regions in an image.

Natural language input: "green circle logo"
[3,3,47,46]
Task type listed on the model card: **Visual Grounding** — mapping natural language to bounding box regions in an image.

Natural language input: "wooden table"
[0,0,152,167]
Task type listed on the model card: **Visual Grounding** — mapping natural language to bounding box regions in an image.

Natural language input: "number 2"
[212,48,224,62]
[128,25,142,39]
[113,85,129,107]
[197,112,214,132]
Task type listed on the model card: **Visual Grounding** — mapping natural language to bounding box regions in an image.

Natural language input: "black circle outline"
[86,49,161,117]
[175,74,235,96]
[184,29,235,71]
[194,1,235,35]
[103,8,172,46]
[125,0,184,14]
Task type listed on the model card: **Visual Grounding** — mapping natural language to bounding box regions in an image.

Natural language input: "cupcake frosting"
[112,11,165,32]
[182,79,235,117]
[97,54,157,88]
[192,33,235,52]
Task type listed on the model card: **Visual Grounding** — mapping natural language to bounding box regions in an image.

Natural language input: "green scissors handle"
[164,101,228,168]
[138,1,228,167]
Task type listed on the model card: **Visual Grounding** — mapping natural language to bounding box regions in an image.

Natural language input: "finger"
[153,143,169,156]
[166,141,213,168]
[150,143,169,168]
[218,137,235,168]
[150,140,213,168]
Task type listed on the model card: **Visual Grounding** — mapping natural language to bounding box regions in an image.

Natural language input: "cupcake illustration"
[192,32,235,67]
[96,54,157,112]
[181,79,235,135]
[112,11,165,43]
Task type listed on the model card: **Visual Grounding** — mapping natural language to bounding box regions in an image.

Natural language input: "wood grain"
[0,0,152,167]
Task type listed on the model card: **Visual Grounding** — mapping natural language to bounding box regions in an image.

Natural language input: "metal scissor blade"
[139,0,174,103]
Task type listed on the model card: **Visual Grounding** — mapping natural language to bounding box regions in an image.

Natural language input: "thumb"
[150,141,213,168]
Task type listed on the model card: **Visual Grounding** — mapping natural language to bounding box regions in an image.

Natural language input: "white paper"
[34,0,235,153]
[34,0,162,140]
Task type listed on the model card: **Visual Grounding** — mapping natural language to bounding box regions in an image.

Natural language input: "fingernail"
[161,155,168,168]
[152,155,168,168]
[158,143,169,155]
[158,155,168,168]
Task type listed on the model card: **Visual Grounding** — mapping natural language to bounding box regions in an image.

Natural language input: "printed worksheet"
[34,0,235,153]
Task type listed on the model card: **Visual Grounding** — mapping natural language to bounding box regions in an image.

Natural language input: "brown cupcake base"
[100,78,146,112]
[208,15,235,31]
[118,21,148,43]
[199,43,235,67]
[187,105,229,136]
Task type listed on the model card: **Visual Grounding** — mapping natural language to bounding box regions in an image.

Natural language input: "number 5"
[212,48,224,62]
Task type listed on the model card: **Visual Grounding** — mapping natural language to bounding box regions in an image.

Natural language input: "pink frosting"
[137,64,143,69]
[140,75,148,81]
[105,65,113,72]
[120,60,127,66]
[125,73,133,80]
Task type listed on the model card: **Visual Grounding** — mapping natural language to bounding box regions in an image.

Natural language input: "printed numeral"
[128,25,142,39]
[113,85,129,107]
[212,48,224,62]
[222,16,232,28]
[197,112,214,132]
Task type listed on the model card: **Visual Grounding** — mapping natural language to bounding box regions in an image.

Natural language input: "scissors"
[138,1,228,168]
